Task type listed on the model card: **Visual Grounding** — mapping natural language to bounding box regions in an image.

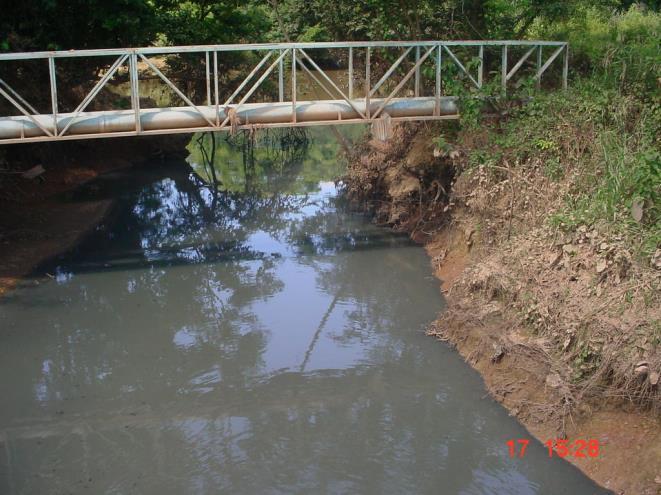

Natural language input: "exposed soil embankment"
[0,136,188,295]
[341,123,660,494]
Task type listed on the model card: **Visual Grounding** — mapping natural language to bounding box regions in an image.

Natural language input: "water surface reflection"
[0,128,607,494]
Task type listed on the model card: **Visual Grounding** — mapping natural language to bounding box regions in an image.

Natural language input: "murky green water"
[0,128,608,494]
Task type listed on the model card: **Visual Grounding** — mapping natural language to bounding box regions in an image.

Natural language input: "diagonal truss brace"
[293,50,367,122]
[220,50,274,109]
[443,46,480,89]
[535,45,565,80]
[59,54,129,136]
[372,46,436,119]
[0,78,38,114]
[506,46,536,82]
[369,47,413,97]
[219,48,290,128]
[0,79,54,137]
[294,52,334,100]
[297,49,366,119]
[138,53,216,128]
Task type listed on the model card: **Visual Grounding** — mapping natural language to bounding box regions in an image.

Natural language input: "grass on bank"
[427,5,660,411]
[450,5,660,261]
[481,82,660,260]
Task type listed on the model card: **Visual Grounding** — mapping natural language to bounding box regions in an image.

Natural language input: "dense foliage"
[1,1,159,51]
[2,1,656,51]
[1,1,658,254]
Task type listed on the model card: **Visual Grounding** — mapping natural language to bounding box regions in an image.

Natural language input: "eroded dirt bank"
[341,123,660,494]
[0,136,188,295]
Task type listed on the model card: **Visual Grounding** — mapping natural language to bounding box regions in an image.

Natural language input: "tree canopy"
[2,0,655,52]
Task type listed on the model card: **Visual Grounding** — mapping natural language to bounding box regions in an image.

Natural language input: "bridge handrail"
[0,40,567,61]
[0,39,569,144]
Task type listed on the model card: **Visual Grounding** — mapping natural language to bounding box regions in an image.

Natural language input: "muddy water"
[0,128,607,494]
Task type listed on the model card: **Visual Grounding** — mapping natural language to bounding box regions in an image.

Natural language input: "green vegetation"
[1,1,658,256]
[1,1,159,51]
[4,1,655,51]
[188,126,362,195]
[460,5,659,258]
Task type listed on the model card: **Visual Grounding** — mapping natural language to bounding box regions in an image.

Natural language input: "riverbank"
[0,136,188,295]
[1,126,614,494]
[0,124,657,493]
[341,122,660,494]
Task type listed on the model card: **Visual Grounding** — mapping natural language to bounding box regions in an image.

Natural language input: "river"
[0,127,608,494]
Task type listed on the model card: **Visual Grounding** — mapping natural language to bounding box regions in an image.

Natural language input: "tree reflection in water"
[0,125,608,495]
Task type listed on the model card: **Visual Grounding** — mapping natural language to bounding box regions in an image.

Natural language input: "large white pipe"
[0,97,458,140]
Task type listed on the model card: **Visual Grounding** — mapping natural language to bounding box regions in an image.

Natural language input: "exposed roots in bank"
[339,124,455,239]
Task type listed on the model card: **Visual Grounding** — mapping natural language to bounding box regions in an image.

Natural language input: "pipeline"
[0,97,458,141]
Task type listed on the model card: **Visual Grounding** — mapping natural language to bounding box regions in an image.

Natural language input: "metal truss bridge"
[0,40,568,145]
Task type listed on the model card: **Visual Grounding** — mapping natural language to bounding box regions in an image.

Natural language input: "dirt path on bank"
[0,136,187,296]
[341,123,660,494]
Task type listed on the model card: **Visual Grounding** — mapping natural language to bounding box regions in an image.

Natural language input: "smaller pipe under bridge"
[0,41,568,145]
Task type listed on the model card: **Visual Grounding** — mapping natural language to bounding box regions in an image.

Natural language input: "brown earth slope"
[341,122,660,494]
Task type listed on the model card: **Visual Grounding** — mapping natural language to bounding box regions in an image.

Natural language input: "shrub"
[532,5,660,94]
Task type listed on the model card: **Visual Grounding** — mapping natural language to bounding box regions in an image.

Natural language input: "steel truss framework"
[0,40,568,144]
